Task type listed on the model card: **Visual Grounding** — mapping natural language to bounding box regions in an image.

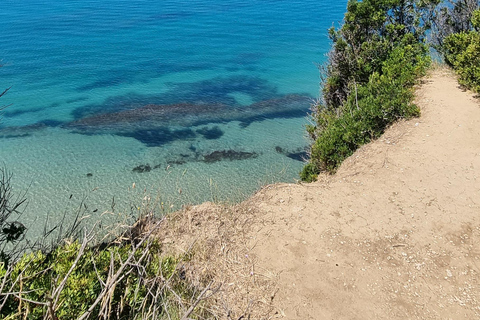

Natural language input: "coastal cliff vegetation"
[440,7,480,92]
[1,0,480,319]
[301,0,480,181]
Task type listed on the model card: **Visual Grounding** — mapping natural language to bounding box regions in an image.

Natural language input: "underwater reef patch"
[64,94,311,147]
[0,133,31,139]
[71,75,280,120]
[0,119,61,139]
[68,94,309,130]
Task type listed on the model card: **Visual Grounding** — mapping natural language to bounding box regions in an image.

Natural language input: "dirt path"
[247,68,480,319]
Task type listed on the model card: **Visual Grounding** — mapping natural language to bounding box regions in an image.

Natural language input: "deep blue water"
[0,0,347,232]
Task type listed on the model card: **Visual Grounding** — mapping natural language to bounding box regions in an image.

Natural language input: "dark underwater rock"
[286,151,308,162]
[71,75,275,119]
[67,102,230,131]
[275,146,308,162]
[275,146,285,153]
[132,164,152,173]
[66,94,310,133]
[202,150,258,163]
[167,159,187,166]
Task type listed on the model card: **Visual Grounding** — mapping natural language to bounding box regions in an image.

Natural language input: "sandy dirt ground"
[245,68,480,319]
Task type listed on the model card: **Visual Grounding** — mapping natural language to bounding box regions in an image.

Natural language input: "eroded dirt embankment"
[160,68,480,319]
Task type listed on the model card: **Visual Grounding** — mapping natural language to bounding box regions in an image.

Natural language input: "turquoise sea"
[0,0,347,235]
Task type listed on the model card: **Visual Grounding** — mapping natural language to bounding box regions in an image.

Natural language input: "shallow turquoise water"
[0,0,347,234]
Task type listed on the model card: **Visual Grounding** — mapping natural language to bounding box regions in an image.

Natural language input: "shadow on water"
[0,118,64,139]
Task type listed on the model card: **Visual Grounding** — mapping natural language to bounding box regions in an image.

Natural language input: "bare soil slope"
[247,68,480,319]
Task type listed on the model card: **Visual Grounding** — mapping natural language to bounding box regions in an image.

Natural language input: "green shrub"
[305,45,426,175]
[0,239,203,320]
[443,9,480,93]
[473,8,480,31]
[302,0,432,180]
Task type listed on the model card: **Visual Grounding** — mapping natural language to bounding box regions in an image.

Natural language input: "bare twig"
[52,228,93,310]
[77,218,165,320]
[11,294,47,306]
[180,280,215,320]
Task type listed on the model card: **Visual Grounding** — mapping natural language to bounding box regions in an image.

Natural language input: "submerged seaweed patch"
[238,107,309,128]
[125,147,264,175]
[69,95,310,132]
[71,75,278,120]
[64,94,312,148]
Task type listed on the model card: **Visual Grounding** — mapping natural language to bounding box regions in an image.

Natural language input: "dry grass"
[151,201,278,319]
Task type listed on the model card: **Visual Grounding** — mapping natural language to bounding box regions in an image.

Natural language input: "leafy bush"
[301,0,433,181]
[0,236,206,320]
[442,9,480,92]
[431,0,479,49]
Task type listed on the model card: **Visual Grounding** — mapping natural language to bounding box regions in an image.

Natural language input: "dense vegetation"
[441,7,480,92]
[301,0,437,181]
[301,0,479,181]
[0,238,197,319]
